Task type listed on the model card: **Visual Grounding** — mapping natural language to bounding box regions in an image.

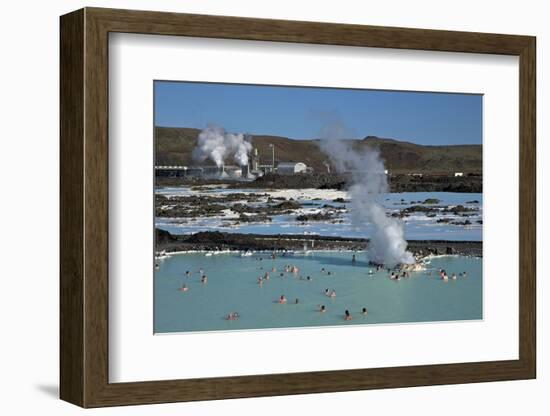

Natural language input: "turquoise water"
[154,252,482,333]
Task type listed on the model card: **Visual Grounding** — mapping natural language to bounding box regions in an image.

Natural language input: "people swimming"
[201,275,208,284]
[226,312,239,320]
[352,254,356,264]
[390,272,400,280]
[295,298,300,304]
[329,290,337,298]
[319,305,326,313]
[344,310,352,320]
[185,270,191,277]
[362,307,368,316]
[279,295,287,304]
[324,288,330,296]
[179,284,189,292]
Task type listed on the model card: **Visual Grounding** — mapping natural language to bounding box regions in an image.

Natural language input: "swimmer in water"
[185,270,191,277]
[352,254,356,264]
[324,288,330,296]
[201,275,208,284]
[226,312,239,320]
[272,267,277,272]
[264,272,270,280]
[362,307,368,316]
[329,290,337,298]
[451,273,457,280]
[344,310,352,321]
[279,295,287,304]
[295,298,299,304]
[327,271,332,276]
[306,276,312,281]
[319,305,326,313]
[179,284,189,292]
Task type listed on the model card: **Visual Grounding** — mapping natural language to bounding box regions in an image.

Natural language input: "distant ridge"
[155,126,482,174]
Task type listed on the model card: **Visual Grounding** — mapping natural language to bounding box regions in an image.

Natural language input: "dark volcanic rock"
[155,229,483,257]
[275,200,302,210]
[242,173,348,190]
[237,214,272,223]
[157,172,482,193]
[296,212,337,222]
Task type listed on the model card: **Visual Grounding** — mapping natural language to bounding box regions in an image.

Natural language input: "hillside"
[155,127,482,174]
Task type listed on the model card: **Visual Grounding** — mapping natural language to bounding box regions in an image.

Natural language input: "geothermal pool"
[154,251,482,333]
[155,189,483,241]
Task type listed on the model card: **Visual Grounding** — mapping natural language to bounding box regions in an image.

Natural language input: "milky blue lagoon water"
[156,189,482,241]
[154,252,482,333]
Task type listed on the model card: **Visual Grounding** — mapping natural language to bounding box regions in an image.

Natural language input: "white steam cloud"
[192,125,252,167]
[320,129,414,266]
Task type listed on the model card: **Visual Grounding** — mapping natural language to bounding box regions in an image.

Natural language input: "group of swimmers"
[179,268,208,292]
[389,271,411,280]
[439,269,467,281]
[316,305,368,320]
[283,265,300,274]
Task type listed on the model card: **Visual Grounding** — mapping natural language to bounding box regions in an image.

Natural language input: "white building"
[277,162,308,175]
[454,172,464,177]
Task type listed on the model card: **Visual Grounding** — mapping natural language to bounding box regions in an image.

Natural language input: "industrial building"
[155,146,313,180]
[276,162,308,175]
[155,165,243,179]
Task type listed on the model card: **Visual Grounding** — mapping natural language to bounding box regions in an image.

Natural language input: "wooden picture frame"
[60,7,536,408]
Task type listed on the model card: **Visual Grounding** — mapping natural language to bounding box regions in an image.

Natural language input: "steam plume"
[192,125,252,167]
[320,130,414,266]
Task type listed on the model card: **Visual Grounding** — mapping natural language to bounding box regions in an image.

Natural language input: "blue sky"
[154,81,482,145]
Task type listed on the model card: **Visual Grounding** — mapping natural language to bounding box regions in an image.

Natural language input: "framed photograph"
[60,7,536,408]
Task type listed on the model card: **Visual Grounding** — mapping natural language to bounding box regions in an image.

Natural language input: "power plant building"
[277,162,308,175]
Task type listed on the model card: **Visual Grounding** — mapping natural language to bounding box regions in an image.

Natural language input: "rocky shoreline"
[156,172,482,193]
[156,229,482,258]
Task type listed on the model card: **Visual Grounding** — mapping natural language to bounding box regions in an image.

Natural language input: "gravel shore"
[156,229,482,258]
